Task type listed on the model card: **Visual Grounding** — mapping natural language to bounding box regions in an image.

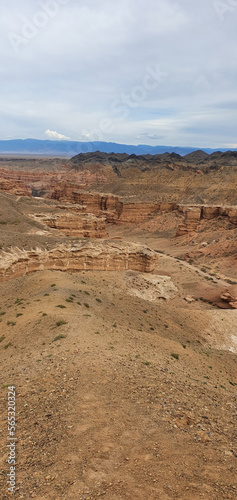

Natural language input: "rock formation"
[176,204,237,236]
[31,212,108,238]
[176,207,202,236]
[220,287,237,309]
[0,241,158,282]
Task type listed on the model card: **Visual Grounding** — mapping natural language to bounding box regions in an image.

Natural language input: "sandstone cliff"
[31,212,108,238]
[0,241,157,281]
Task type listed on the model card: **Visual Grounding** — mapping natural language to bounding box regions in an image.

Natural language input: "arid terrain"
[0,152,236,499]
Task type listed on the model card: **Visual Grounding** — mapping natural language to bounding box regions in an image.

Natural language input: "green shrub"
[4,343,12,349]
[53,334,67,342]
[56,320,68,327]
[171,353,179,360]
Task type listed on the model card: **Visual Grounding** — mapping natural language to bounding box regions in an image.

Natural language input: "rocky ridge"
[0,241,157,281]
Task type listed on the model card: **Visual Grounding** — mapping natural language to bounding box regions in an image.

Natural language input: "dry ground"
[0,263,236,499]
[0,189,236,499]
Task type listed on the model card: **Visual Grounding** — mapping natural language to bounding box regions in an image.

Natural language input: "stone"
[220,286,237,309]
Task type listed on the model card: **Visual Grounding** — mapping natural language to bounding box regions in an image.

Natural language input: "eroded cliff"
[0,241,157,281]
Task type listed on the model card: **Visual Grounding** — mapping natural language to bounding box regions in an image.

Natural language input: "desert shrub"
[171,353,179,360]
[56,320,68,327]
[53,334,67,342]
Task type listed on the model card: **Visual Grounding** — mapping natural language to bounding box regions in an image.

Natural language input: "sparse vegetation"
[53,334,67,342]
[4,343,12,349]
[171,353,179,360]
[56,320,68,327]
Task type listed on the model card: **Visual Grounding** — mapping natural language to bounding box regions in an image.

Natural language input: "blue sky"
[1,0,237,147]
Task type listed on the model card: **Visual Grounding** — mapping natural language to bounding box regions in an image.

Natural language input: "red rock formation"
[220,286,237,309]
[220,206,237,225]
[0,166,237,230]
[0,242,158,281]
[117,203,160,224]
[202,205,221,219]
[176,207,202,236]
[0,179,32,196]
[32,212,108,238]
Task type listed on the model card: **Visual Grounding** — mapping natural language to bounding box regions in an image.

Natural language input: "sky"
[1,0,237,148]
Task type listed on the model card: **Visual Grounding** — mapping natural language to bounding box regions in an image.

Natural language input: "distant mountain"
[0,139,236,157]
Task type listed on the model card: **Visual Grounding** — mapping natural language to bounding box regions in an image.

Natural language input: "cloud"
[45,129,71,141]
[1,0,237,147]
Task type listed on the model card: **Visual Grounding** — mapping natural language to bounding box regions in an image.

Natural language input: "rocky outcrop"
[220,287,237,309]
[0,178,32,197]
[126,272,178,301]
[220,206,237,225]
[176,207,202,236]
[0,168,110,199]
[176,204,237,236]
[202,205,221,219]
[117,203,159,224]
[32,212,108,238]
[0,241,158,281]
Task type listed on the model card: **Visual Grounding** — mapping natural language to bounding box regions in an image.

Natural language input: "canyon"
[0,152,237,500]
[0,154,236,239]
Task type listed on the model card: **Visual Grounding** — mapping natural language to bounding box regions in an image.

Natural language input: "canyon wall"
[0,166,237,233]
[31,212,108,238]
[176,204,237,236]
[0,242,158,282]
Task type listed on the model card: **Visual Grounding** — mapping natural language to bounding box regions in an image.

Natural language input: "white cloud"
[0,0,237,147]
[45,129,71,141]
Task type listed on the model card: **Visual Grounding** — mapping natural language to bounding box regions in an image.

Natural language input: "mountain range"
[0,139,236,157]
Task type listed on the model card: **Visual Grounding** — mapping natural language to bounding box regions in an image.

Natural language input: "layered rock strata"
[176,204,237,236]
[176,207,202,236]
[0,241,157,281]
[32,212,108,238]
